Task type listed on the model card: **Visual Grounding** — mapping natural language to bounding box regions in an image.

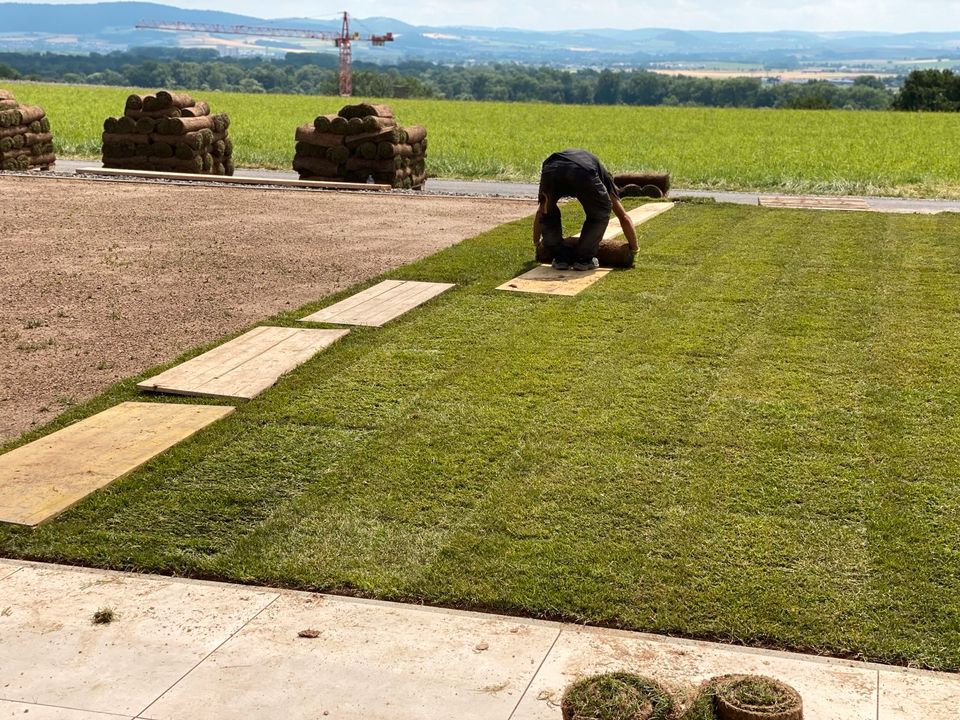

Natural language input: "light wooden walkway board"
[75,167,392,192]
[137,326,349,400]
[760,195,871,211]
[497,265,612,296]
[497,202,674,296]
[299,280,455,327]
[0,402,234,526]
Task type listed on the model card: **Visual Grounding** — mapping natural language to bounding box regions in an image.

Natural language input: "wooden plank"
[496,265,611,296]
[759,195,870,211]
[496,202,672,297]
[0,402,234,526]
[299,280,455,327]
[137,327,349,400]
[74,167,392,192]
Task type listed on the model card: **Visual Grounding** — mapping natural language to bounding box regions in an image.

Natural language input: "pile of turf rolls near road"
[614,172,671,199]
[293,103,427,189]
[0,89,56,171]
[101,91,234,175]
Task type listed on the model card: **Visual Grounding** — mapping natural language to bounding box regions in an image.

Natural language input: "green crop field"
[7,80,960,198]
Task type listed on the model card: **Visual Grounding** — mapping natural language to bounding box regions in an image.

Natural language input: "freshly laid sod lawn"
[2,201,959,670]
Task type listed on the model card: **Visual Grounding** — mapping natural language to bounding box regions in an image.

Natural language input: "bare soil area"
[0,175,532,443]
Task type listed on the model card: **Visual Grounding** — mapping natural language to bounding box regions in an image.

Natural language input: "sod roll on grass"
[615,173,671,199]
[102,91,234,176]
[0,88,55,171]
[293,103,427,189]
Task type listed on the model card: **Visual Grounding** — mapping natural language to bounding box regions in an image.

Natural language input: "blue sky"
[17,0,959,32]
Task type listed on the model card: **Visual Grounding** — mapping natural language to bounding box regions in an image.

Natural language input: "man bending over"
[533,149,639,271]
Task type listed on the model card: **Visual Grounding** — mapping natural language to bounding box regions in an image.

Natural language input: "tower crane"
[135,12,394,96]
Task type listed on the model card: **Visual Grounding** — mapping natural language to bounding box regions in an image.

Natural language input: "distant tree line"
[0,48,953,111]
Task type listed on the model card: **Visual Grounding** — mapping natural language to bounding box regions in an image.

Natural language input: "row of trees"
[0,49,956,111]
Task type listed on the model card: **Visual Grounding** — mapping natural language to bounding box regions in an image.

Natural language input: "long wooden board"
[137,326,349,400]
[497,202,675,296]
[0,402,234,526]
[75,167,392,192]
[759,195,871,211]
[299,280,455,327]
[497,265,611,296]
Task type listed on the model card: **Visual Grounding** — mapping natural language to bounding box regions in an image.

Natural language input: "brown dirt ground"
[0,175,533,443]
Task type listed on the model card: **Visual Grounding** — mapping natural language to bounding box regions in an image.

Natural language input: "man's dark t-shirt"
[539,149,618,200]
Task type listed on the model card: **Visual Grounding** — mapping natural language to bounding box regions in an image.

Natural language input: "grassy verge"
[1,202,959,670]
[6,80,960,197]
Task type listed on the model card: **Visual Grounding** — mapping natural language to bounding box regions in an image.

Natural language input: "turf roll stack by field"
[0,88,56,171]
[293,103,427,189]
[615,173,671,199]
[101,91,234,175]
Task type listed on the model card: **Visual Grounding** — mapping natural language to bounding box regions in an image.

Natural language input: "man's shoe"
[572,257,600,271]
[551,259,571,270]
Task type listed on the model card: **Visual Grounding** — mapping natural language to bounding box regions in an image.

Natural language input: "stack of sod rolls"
[101,91,234,175]
[0,88,56,171]
[293,103,427,189]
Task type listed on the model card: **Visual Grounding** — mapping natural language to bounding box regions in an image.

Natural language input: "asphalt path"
[32,160,960,213]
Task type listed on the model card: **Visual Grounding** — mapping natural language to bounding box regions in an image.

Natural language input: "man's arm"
[611,195,638,251]
[532,203,543,247]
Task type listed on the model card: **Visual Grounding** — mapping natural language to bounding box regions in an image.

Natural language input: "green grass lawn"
[2,201,959,670]
[6,80,960,197]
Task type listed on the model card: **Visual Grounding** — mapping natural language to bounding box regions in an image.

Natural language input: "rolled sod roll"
[0,136,18,152]
[0,124,27,139]
[23,131,53,146]
[1,155,30,170]
[293,155,340,177]
[377,142,413,159]
[614,172,670,197]
[535,239,635,268]
[358,141,378,160]
[101,142,137,158]
[151,142,174,159]
[211,139,226,157]
[295,142,325,158]
[124,108,182,119]
[344,126,403,150]
[12,105,45,125]
[39,116,50,133]
[346,157,399,173]
[102,131,151,145]
[155,91,195,109]
[0,100,18,110]
[295,124,345,147]
[326,145,350,163]
[329,116,350,134]
[150,155,204,172]
[0,110,18,127]
[135,117,155,134]
[212,161,225,176]
[157,115,216,135]
[403,124,427,145]
[174,143,195,160]
[180,101,209,118]
[29,142,54,156]
[103,117,120,134]
[313,114,338,132]
[125,94,146,111]
[30,153,55,168]
[338,103,394,119]
[361,115,397,132]
[224,158,234,176]
[116,116,137,134]
[202,153,213,173]
[0,89,15,101]
[151,131,207,150]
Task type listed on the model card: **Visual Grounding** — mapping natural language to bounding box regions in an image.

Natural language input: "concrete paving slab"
[141,593,559,720]
[879,667,960,719]
[137,326,348,400]
[0,700,132,719]
[0,564,278,716]
[0,561,19,581]
[497,265,611,296]
[511,627,878,720]
[0,402,235,526]
[299,280,455,327]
